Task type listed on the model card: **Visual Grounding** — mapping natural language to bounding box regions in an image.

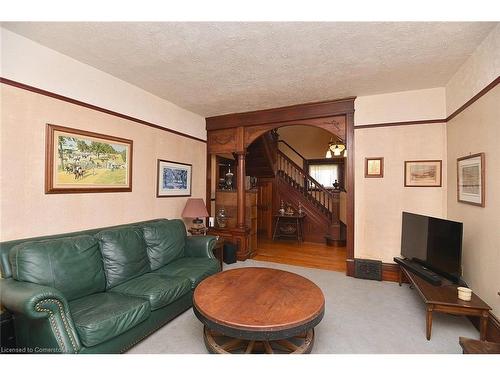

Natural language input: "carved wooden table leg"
[480,311,489,341]
[426,304,434,340]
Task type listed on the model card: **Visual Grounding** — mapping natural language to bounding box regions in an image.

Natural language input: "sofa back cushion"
[142,219,186,271]
[9,235,105,301]
[95,227,150,289]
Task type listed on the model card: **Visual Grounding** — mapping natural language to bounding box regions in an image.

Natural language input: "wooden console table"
[399,267,491,340]
[272,214,306,243]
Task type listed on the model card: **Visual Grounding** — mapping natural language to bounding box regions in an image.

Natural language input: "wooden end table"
[193,267,325,354]
[399,267,491,340]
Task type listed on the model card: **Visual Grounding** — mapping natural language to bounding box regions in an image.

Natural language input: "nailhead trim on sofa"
[35,299,79,353]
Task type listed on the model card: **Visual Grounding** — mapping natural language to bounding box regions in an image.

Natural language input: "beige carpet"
[128,259,478,354]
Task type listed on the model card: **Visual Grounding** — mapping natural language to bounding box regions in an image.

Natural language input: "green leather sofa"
[0,219,219,353]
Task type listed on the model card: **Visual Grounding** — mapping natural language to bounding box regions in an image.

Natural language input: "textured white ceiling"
[2,22,497,117]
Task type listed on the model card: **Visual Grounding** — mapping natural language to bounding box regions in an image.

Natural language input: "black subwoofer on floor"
[354,258,382,281]
[223,243,237,264]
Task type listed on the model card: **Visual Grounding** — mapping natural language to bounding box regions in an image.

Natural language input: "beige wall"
[355,87,446,125]
[447,87,500,317]
[0,27,207,140]
[354,88,448,263]
[277,125,335,167]
[354,123,447,263]
[0,84,206,241]
[446,24,500,116]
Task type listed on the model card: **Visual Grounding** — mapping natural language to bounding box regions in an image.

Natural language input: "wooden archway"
[205,97,356,276]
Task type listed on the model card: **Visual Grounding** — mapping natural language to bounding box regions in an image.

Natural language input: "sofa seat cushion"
[153,257,219,289]
[69,292,150,347]
[111,273,191,310]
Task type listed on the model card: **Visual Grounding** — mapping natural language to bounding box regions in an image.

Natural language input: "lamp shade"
[181,198,209,218]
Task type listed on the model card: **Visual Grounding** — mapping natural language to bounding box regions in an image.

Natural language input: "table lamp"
[182,198,209,231]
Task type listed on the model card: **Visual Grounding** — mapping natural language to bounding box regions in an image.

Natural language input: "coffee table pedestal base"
[203,327,315,354]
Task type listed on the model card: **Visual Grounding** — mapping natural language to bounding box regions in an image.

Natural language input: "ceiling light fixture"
[325,138,346,158]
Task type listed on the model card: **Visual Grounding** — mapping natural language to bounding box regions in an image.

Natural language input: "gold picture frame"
[45,124,133,193]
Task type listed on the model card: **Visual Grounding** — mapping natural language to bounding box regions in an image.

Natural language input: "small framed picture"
[457,153,485,207]
[365,157,384,178]
[157,159,192,197]
[404,160,442,187]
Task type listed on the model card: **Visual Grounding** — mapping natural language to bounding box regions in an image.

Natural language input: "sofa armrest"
[0,278,81,353]
[184,235,217,258]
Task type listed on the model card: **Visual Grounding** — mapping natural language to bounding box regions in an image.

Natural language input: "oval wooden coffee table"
[193,267,325,354]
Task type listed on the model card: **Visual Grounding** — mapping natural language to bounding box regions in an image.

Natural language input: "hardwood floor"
[253,237,347,272]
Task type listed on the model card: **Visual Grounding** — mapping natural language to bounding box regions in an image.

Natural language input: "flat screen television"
[401,212,463,283]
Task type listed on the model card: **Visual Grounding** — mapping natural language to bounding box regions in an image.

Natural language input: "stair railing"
[277,150,336,220]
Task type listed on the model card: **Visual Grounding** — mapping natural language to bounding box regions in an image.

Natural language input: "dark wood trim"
[404,160,443,187]
[236,153,246,228]
[206,153,212,216]
[447,75,500,122]
[206,97,356,130]
[346,111,355,274]
[365,157,384,178]
[346,258,355,277]
[156,159,192,197]
[382,263,402,283]
[45,123,133,194]
[0,77,207,144]
[457,152,485,207]
[355,118,446,129]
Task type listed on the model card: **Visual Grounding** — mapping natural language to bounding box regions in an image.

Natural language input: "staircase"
[276,150,337,222]
[245,130,342,243]
[246,131,277,178]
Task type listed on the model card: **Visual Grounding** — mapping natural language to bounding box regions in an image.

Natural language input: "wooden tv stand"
[398,267,491,340]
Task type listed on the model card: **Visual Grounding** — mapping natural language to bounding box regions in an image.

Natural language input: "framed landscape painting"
[45,124,133,193]
[157,159,192,197]
[404,160,442,187]
[457,153,485,207]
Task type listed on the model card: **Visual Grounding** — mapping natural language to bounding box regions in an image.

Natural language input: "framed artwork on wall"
[457,153,485,207]
[45,124,133,194]
[157,159,192,197]
[404,160,442,187]
[365,157,384,178]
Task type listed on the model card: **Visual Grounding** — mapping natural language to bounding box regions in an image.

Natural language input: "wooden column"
[237,152,246,228]
[206,151,212,216]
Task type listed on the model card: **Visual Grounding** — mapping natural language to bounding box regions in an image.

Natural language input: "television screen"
[401,212,463,282]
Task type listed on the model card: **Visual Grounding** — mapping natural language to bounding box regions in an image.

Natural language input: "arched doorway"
[205,97,355,276]
[246,125,347,271]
